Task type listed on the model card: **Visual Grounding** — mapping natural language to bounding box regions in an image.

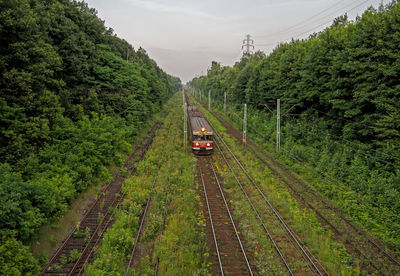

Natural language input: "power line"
[256,0,376,46]
[287,0,373,39]
[255,0,350,38]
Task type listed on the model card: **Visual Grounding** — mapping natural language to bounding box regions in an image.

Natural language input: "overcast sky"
[84,0,391,83]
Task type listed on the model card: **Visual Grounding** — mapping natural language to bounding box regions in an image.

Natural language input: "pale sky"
[84,0,392,83]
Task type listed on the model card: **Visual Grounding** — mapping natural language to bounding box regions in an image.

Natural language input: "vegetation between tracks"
[85,93,209,275]
[193,96,358,275]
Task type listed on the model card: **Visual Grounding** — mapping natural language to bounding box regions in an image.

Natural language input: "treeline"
[0,0,180,274]
[190,2,400,253]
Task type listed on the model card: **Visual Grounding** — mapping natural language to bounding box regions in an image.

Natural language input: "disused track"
[41,122,162,276]
[125,164,161,274]
[202,100,400,275]
[154,159,173,275]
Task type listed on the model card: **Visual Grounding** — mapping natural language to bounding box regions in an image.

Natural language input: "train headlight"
[195,143,199,146]
[201,127,205,132]
[206,143,210,147]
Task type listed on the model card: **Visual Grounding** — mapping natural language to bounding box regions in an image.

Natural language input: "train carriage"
[188,106,213,154]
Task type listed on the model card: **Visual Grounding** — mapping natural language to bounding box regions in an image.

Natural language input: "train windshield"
[194,135,213,141]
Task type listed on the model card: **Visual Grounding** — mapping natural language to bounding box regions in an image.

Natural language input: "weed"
[68,249,82,263]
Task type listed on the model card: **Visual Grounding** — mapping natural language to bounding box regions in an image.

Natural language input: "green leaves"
[0,237,40,276]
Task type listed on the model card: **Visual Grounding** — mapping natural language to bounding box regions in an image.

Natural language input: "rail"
[208,160,254,276]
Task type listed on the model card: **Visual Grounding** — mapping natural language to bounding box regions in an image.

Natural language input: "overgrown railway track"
[154,159,173,275]
[125,164,161,274]
[209,118,326,275]
[41,122,161,275]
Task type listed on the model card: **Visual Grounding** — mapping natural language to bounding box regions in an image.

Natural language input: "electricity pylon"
[242,34,254,55]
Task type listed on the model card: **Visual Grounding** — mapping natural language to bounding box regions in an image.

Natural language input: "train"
[187,105,214,154]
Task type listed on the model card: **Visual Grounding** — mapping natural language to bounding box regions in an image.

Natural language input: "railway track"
[199,167,224,275]
[206,106,400,275]
[41,122,161,275]
[198,156,254,275]
[209,120,326,275]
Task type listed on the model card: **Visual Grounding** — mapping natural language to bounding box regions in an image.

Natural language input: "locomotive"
[188,105,213,154]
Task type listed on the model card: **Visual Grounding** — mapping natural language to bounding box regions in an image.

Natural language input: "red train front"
[188,106,213,154]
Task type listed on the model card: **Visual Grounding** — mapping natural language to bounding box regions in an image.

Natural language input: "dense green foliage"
[190,2,400,254]
[0,0,180,273]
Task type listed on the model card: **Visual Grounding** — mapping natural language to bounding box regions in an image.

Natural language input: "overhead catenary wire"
[223,99,400,165]
[200,95,400,267]
[203,96,400,223]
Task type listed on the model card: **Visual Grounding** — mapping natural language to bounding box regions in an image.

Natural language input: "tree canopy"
[0,0,180,273]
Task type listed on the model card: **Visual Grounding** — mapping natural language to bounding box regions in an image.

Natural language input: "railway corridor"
[197,156,254,275]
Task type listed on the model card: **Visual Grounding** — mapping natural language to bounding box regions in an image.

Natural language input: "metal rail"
[208,160,254,276]
[199,167,224,276]
[75,194,125,275]
[41,174,120,275]
[213,140,293,275]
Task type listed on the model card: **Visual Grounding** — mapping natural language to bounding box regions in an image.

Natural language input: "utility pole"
[184,102,187,151]
[224,92,227,112]
[243,104,247,146]
[208,90,211,110]
[276,99,280,152]
[242,34,255,55]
